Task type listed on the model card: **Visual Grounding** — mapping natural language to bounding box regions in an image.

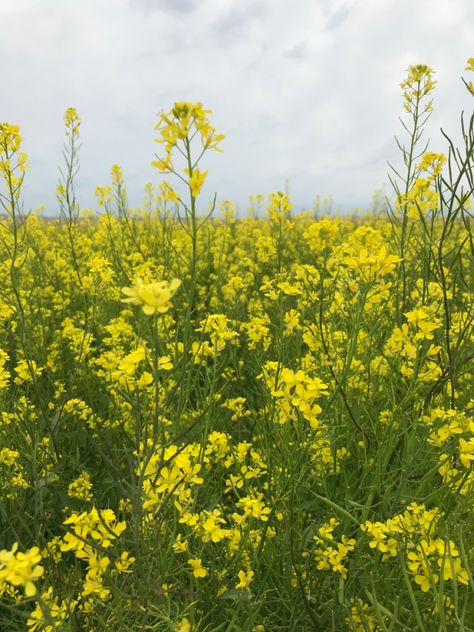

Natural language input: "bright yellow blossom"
[236,568,254,589]
[188,169,208,198]
[0,543,44,597]
[122,277,181,315]
[188,558,208,578]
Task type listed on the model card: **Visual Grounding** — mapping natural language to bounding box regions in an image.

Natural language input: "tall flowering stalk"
[152,102,224,316]
[152,102,224,425]
[57,108,83,286]
[388,60,474,408]
[388,64,437,319]
[0,123,29,281]
[0,125,32,374]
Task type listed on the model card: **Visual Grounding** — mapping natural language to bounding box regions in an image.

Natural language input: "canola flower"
[0,543,44,597]
[27,587,73,631]
[176,618,192,632]
[187,168,208,198]
[121,277,181,315]
[64,107,81,137]
[464,57,474,96]
[152,101,224,174]
[0,122,28,200]
[400,63,436,113]
[188,558,208,578]
[235,568,255,589]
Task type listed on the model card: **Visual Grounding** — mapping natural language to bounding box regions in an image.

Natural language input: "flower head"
[464,57,474,96]
[400,64,436,113]
[64,107,81,137]
[122,278,181,315]
[0,543,44,597]
[188,168,208,198]
[236,568,255,589]
[188,557,208,578]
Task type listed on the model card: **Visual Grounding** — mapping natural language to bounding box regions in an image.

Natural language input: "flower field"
[0,63,473,631]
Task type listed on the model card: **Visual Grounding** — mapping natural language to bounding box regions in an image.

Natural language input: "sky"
[0,0,473,215]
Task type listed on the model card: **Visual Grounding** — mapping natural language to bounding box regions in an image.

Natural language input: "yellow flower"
[188,169,208,198]
[176,618,192,632]
[417,152,446,176]
[27,586,72,631]
[158,355,173,370]
[0,543,44,597]
[64,107,80,137]
[400,64,436,112]
[0,349,10,389]
[61,507,126,554]
[110,163,124,186]
[236,493,271,521]
[14,359,43,384]
[172,534,188,553]
[236,568,254,589]
[201,509,229,543]
[68,471,93,502]
[117,347,146,375]
[459,438,474,468]
[0,123,23,153]
[121,277,181,315]
[95,184,113,206]
[115,552,135,572]
[0,448,19,466]
[268,191,292,220]
[165,185,180,202]
[465,57,474,95]
[137,371,154,387]
[188,558,208,578]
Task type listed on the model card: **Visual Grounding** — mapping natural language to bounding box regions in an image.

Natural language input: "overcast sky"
[1,0,473,214]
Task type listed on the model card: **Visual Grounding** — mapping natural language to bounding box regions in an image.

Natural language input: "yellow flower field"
[0,62,473,630]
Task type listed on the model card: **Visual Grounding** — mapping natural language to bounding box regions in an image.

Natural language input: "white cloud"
[0,0,472,214]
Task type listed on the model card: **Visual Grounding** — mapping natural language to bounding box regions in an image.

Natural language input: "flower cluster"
[0,543,44,597]
[362,503,469,592]
[313,518,356,579]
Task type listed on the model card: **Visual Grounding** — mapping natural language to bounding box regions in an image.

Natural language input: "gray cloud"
[212,0,267,42]
[325,5,351,30]
[130,0,197,14]
[284,42,310,60]
[320,0,356,30]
